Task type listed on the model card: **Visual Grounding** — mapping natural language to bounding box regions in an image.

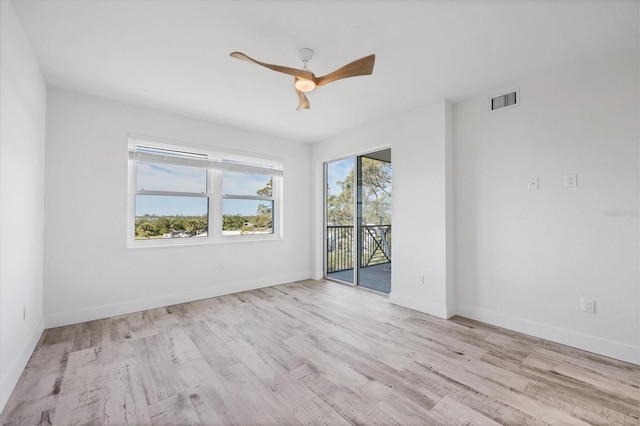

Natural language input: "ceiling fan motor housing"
[299,48,314,63]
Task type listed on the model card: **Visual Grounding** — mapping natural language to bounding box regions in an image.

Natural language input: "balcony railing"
[327,225,391,273]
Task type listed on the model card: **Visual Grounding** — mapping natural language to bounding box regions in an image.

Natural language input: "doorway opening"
[325,149,391,293]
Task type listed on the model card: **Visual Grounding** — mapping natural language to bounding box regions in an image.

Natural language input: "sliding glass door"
[357,155,392,293]
[325,157,355,283]
[325,150,391,293]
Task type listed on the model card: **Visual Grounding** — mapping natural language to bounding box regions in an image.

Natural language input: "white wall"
[312,50,639,365]
[312,102,455,318]
[44,88,312,327]
[389,103,454,318]
[454,50,639,364]
[0,1,46,412]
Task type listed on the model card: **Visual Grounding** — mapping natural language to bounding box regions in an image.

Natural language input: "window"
[128,138,283,246]
[222,171,274,235]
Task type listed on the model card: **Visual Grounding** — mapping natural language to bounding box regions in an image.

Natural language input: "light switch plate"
[581,298,595,313]
[528,177,539,190]
[565,174,577,187]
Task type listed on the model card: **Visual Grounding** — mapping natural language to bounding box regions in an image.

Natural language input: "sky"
[135,162,272,216]
[327,157,354,196]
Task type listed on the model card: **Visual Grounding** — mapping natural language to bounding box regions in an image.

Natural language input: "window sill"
[127,233,282,249]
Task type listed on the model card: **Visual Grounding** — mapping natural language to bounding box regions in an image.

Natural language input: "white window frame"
[127,136,283,248]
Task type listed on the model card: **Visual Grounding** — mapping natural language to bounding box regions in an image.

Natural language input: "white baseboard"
[389,292,450,319]
[0,317,44,414]
[457,303,640,366]
[45,272,311,328]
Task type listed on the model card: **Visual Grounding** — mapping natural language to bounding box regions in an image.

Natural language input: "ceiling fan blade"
[230,51,316,81]
[296,87,310,110]
[315,54,375,87]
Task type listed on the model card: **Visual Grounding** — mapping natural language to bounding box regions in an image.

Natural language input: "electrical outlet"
[220,264,225,273]
[565,174,577,188]
[417,275,424,285]
[23,306,27,321]
[528,177,539,190]
[581,298,595,313]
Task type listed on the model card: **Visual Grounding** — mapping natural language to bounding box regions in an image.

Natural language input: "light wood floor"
[1,280,639,425]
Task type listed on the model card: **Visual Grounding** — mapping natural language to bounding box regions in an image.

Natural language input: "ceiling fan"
[230,48,375,110]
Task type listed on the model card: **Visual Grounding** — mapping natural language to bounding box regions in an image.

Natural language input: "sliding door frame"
[322,146,391,288]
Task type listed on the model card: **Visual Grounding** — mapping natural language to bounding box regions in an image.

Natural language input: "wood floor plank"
[303,330,445,409]
[452,356,531,392]
[101,316,135,365]
[183,319,238,371]
[358,380,393,404]
[148,306,181,330]
[70,320,103,352]
[236,322,310,372]
[517,354,640,422]
[438,359,592,425]
[147,392,201,426]
[216,363,300,425]
[363,409,404,426]
[376,390,444,425]
[198,314,241,343]
[291,362,378,424]
[531,345,640,387]
[0,342,70,425]
[522,353,640,401]
[225,338,316,410]
[404,360,542,426]
[40,325,76,346]
[523,378,640,425]
[175,359,231,425]
[391,321,488,359]
[2,279,639,425]
[127,311,158,340]
[102,359,152,425]
[129,334,184,405]
[291,396,352,426]
[1,398,56,426]
[311,318,413,370]
[53,347,103,425]
[429,395,502,425]
[161,324,203,365]
[388,327,483,367]
[282,334,370,390]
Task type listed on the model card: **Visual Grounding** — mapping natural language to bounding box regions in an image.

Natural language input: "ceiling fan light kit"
[230,48,375,110]
[294,77,316,93]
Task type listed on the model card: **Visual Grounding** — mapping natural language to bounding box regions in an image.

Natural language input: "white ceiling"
[12,0,639,143]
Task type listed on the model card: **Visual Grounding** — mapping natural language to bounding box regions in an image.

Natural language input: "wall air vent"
[490,89,519,112]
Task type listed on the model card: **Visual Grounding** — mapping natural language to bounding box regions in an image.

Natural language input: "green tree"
[135,222,155,239]
[327,158,391,226]
[327,168,354,226]
[256,178,272,197]
[223,214,245,231]
[255,178,273,229]
[361,158,392,225]
[184,219,198,233]
[256,178,273,217]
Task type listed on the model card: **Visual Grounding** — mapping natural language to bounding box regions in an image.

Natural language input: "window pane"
[326,157,355,226]
[222,199,273,235]
[136,162,206,193]
[222,171,272,197]
[135,195,208,240]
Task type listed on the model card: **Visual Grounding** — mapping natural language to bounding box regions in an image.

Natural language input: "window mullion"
[210,168,222,240]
